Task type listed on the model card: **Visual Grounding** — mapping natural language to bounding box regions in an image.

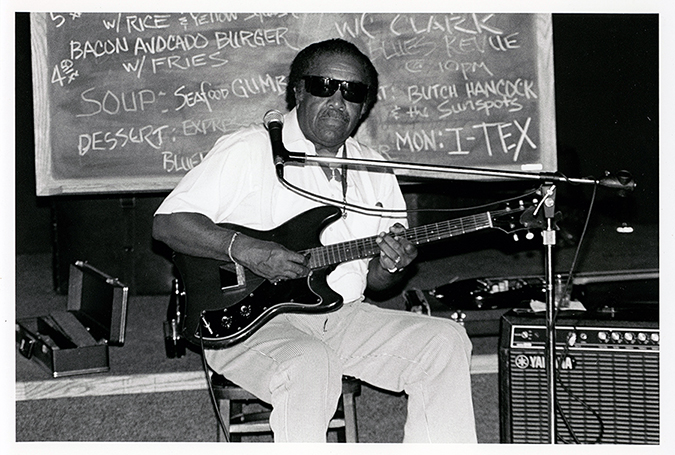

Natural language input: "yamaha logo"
[514,354,530,369]
[513,354,576,370]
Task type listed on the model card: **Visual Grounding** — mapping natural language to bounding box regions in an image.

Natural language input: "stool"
[211,373,361,442]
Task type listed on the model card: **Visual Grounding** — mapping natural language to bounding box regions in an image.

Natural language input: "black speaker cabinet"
[52,195,174,295]
[499,305,659,444]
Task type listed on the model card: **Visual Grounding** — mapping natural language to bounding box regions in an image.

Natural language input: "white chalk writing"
[465,79,537,99]
[70,38,130,60]
[162,151,206,172]
[186,13,238,27]
[174,81,231,112]
[76,87,165,117]
[182,117,237,136]
[133,33,209,55]
[214,28,291,49]
[393,116,536,162]
[78,125,169,155]
[230,74,286,99]
[149,52,228,74]
[51,59,79,86]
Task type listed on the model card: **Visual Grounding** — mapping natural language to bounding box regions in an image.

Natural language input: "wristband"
[228,232,240,264]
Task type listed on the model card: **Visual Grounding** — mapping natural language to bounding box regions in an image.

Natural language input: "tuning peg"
[513,233,519,242]
[526,231,534,240]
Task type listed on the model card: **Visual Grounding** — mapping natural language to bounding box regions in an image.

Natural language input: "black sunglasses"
[302,76,369,104]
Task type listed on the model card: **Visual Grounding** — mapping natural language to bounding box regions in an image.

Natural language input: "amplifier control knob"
[598,332,608,342]
[611,332,621,342]
[651,333,660,343]
[624,332,634,342]
[638,333,647,342]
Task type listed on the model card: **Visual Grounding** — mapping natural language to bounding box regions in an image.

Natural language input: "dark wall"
[16,13,52,254]
[552,14,658,225]
[15,13,659,255]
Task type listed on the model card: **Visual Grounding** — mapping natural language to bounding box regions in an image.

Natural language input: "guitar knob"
[220,315,233,329]
[240,304,252,318]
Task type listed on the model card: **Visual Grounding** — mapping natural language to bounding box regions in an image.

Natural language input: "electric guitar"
[174,200,538,348]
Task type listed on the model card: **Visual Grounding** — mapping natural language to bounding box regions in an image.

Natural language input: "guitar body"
[174,206,344,348]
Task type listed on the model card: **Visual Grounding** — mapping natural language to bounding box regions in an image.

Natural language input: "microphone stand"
[279,151,635,444]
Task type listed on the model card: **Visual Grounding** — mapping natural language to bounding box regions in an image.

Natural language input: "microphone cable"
[554,327,605,444]
[277,169,543,218]
[543,181,603,444]
[553,181,598,324]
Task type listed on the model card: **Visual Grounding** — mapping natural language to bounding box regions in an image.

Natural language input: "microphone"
[598,170,636,194]
[263,110,287,177]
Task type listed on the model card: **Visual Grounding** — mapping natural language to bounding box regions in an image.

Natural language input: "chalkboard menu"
[31,12,556,195]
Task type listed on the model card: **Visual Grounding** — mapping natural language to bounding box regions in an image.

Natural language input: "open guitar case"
[16,261,129,377]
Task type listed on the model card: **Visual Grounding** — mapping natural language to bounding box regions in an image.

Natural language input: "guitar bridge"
[219,263,246,291]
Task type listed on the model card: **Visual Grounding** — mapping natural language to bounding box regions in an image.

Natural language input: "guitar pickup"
[219,262,246,291]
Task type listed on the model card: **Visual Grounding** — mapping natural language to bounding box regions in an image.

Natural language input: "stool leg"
[342,391,358,443]
[216,397,231,442]
[229,402,242,442]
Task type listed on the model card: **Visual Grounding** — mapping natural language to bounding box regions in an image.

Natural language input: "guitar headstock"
[490,198,545,236]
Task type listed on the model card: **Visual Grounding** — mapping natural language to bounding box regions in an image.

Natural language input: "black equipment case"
[16,261,128,377]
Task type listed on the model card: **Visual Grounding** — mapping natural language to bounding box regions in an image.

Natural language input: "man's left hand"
[376,223,417,273]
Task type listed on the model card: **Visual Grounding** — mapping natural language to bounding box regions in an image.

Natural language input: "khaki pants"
[205,299,477,443]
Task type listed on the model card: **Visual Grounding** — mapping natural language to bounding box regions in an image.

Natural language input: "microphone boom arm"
[284,151,636,191]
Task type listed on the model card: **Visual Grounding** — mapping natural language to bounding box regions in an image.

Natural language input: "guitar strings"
[303,211,499,269]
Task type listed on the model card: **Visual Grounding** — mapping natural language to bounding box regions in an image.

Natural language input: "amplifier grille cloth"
[508,350,659,444]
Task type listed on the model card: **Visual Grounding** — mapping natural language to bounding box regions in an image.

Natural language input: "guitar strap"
[326,146,349,217]
[340,146,348,218]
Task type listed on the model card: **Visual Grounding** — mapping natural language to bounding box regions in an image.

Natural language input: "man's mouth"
[319,110,349,124]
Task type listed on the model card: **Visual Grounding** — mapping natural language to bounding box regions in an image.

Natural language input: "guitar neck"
[303,212,493,270]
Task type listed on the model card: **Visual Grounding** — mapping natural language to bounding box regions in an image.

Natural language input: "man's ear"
[358,103,368,120]
[294,86,304,104]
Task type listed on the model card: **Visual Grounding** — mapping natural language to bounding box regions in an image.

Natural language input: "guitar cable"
[198,321,231,442]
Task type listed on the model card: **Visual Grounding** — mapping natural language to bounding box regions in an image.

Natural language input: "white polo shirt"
[156,108,407,302]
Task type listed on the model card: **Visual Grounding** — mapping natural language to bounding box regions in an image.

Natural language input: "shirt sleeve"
[154,129,262,222]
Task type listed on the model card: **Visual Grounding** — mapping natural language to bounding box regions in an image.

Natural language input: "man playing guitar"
[153,38,477,443]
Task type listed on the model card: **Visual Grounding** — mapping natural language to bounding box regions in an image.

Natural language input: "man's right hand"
[231,234,310,283]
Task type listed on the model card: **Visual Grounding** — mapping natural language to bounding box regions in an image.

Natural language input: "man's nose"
[328,88,346,109]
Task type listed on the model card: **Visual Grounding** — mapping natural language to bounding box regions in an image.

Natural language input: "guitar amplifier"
[499,306,659,444]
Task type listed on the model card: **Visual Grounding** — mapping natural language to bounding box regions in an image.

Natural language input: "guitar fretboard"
[302,212,493,270]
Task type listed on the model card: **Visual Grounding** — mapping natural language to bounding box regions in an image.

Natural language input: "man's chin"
[316,122,350,142]
[314,132,349,151]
